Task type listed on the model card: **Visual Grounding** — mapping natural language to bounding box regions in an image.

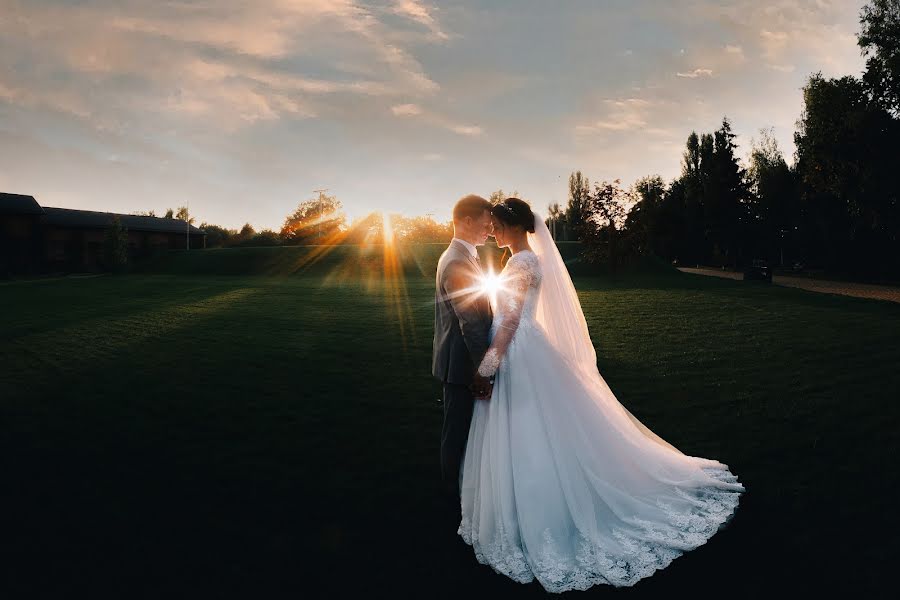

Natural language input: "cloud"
[759,29,790,61]
[575,98,672,135]
[450,125,483,136]
[0,0,871,229]
[676,68,714,79]
[390,101,482,136]
[725,44,744,56]
[0,0,442,132]
[391,1,449,41]
[391,103,423,116]
[677,1,863,77]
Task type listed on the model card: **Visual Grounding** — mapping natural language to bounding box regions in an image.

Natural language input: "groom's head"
[452,194,493,246]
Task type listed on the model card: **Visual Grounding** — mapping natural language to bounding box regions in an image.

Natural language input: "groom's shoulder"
[439,242,463,263]
[437,245,468,274]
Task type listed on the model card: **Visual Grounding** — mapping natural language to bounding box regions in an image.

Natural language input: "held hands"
[472,347,500,399]
[471,373,494,400]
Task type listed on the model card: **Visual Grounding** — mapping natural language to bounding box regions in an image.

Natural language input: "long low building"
[1,193,206,276]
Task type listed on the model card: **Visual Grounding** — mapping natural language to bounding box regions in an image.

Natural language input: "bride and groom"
[432,194,745,592]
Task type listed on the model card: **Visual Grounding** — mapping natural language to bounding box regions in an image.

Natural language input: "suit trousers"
[440,382,475,499]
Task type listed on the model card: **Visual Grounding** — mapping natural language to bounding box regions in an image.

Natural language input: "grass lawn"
[2,247,899,597]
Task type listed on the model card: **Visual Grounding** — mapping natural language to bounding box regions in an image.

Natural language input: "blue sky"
[0,1,866,229]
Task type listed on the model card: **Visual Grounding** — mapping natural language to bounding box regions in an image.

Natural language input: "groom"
[433,194,494,500]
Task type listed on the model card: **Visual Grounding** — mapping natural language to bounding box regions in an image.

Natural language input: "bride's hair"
[491,197,535,233]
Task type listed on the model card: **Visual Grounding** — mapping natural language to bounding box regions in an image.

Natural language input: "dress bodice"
[495,249,542,332]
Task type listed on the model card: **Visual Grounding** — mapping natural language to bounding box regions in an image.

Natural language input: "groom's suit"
[433,239,493,498]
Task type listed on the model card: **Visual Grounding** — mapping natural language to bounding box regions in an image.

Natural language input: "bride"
[458,197,745,592]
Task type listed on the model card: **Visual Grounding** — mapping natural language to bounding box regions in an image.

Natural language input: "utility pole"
[552,206,557,240]
[313,188,328,241]
[186,199,190,250]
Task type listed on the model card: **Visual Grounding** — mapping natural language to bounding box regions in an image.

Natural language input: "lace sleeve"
[477,253,536,377]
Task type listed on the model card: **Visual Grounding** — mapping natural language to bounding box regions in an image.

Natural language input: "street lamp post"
[313,188,328,241]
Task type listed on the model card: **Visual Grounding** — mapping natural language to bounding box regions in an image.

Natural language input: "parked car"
[743,259,772,282]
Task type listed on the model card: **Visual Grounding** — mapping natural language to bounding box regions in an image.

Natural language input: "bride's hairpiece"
[492,201,516,220]
[492,198,535,233]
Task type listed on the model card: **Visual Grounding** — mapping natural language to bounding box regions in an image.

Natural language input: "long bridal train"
[458,215,744,593]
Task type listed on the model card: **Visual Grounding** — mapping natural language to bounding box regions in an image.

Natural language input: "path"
[677,267,900,304]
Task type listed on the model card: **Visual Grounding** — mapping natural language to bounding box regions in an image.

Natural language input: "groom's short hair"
[453,194,491,222]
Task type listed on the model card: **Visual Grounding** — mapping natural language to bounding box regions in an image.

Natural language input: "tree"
[341,212,385,245]
[250,229,282,246]
[164,208,174,219]
[747,128,798,266]
[228,223,270,247]
[566,171,592,241]
[281,192,346,244]
[667,120,753,267]
[678,132,709,263]
[336,212,452,245]
[389,215,453,243]
[682,131,702,180]
[622,175,666,257]
[237,223,256,244]
[658,179,688,262]
[197,222,236,248]
[489,189,522,205]
[581,179,631,270]
[175,206,194,224]
[704,117,750,267]
[859,0,900,115]
[795,72,900,276]
[796,74,871,271]
[103,215,129,272]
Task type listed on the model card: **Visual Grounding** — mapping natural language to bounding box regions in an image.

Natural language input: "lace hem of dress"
[457,467,743,593]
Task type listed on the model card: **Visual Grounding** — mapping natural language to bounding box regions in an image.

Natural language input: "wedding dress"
[458,215,745,592]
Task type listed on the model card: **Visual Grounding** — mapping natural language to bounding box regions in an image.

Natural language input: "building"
[1,193,206,276]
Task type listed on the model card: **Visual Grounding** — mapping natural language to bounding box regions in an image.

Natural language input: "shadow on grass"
[2,267,899,596]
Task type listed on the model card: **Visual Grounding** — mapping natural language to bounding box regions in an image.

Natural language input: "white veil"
[528,212,598,375]
[528,211,682,453]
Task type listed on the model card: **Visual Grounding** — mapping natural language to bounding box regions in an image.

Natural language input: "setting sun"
[382,212,395,245]
[478,266,506,308]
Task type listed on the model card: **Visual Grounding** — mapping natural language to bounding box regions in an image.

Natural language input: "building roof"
[0,193,45,216]
[42,207,205,235]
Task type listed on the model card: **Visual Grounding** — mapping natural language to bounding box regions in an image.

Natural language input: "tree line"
[552,0,900,280]
[189,191,453,249]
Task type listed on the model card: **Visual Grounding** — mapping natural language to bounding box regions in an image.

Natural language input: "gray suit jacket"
[432,240,493,385]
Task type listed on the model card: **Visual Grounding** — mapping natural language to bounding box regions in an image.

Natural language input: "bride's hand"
[471,374,493,400]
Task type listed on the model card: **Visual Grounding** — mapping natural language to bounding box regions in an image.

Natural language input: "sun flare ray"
[380,212,416,355]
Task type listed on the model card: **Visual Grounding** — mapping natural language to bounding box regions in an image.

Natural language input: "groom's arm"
[443,262,491,368]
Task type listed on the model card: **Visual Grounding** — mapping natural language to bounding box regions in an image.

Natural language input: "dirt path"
[677,267,900,304]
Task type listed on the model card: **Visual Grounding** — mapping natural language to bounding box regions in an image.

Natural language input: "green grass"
[1,246,898,597]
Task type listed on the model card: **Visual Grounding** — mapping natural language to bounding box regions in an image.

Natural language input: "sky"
[0,0,867,230]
